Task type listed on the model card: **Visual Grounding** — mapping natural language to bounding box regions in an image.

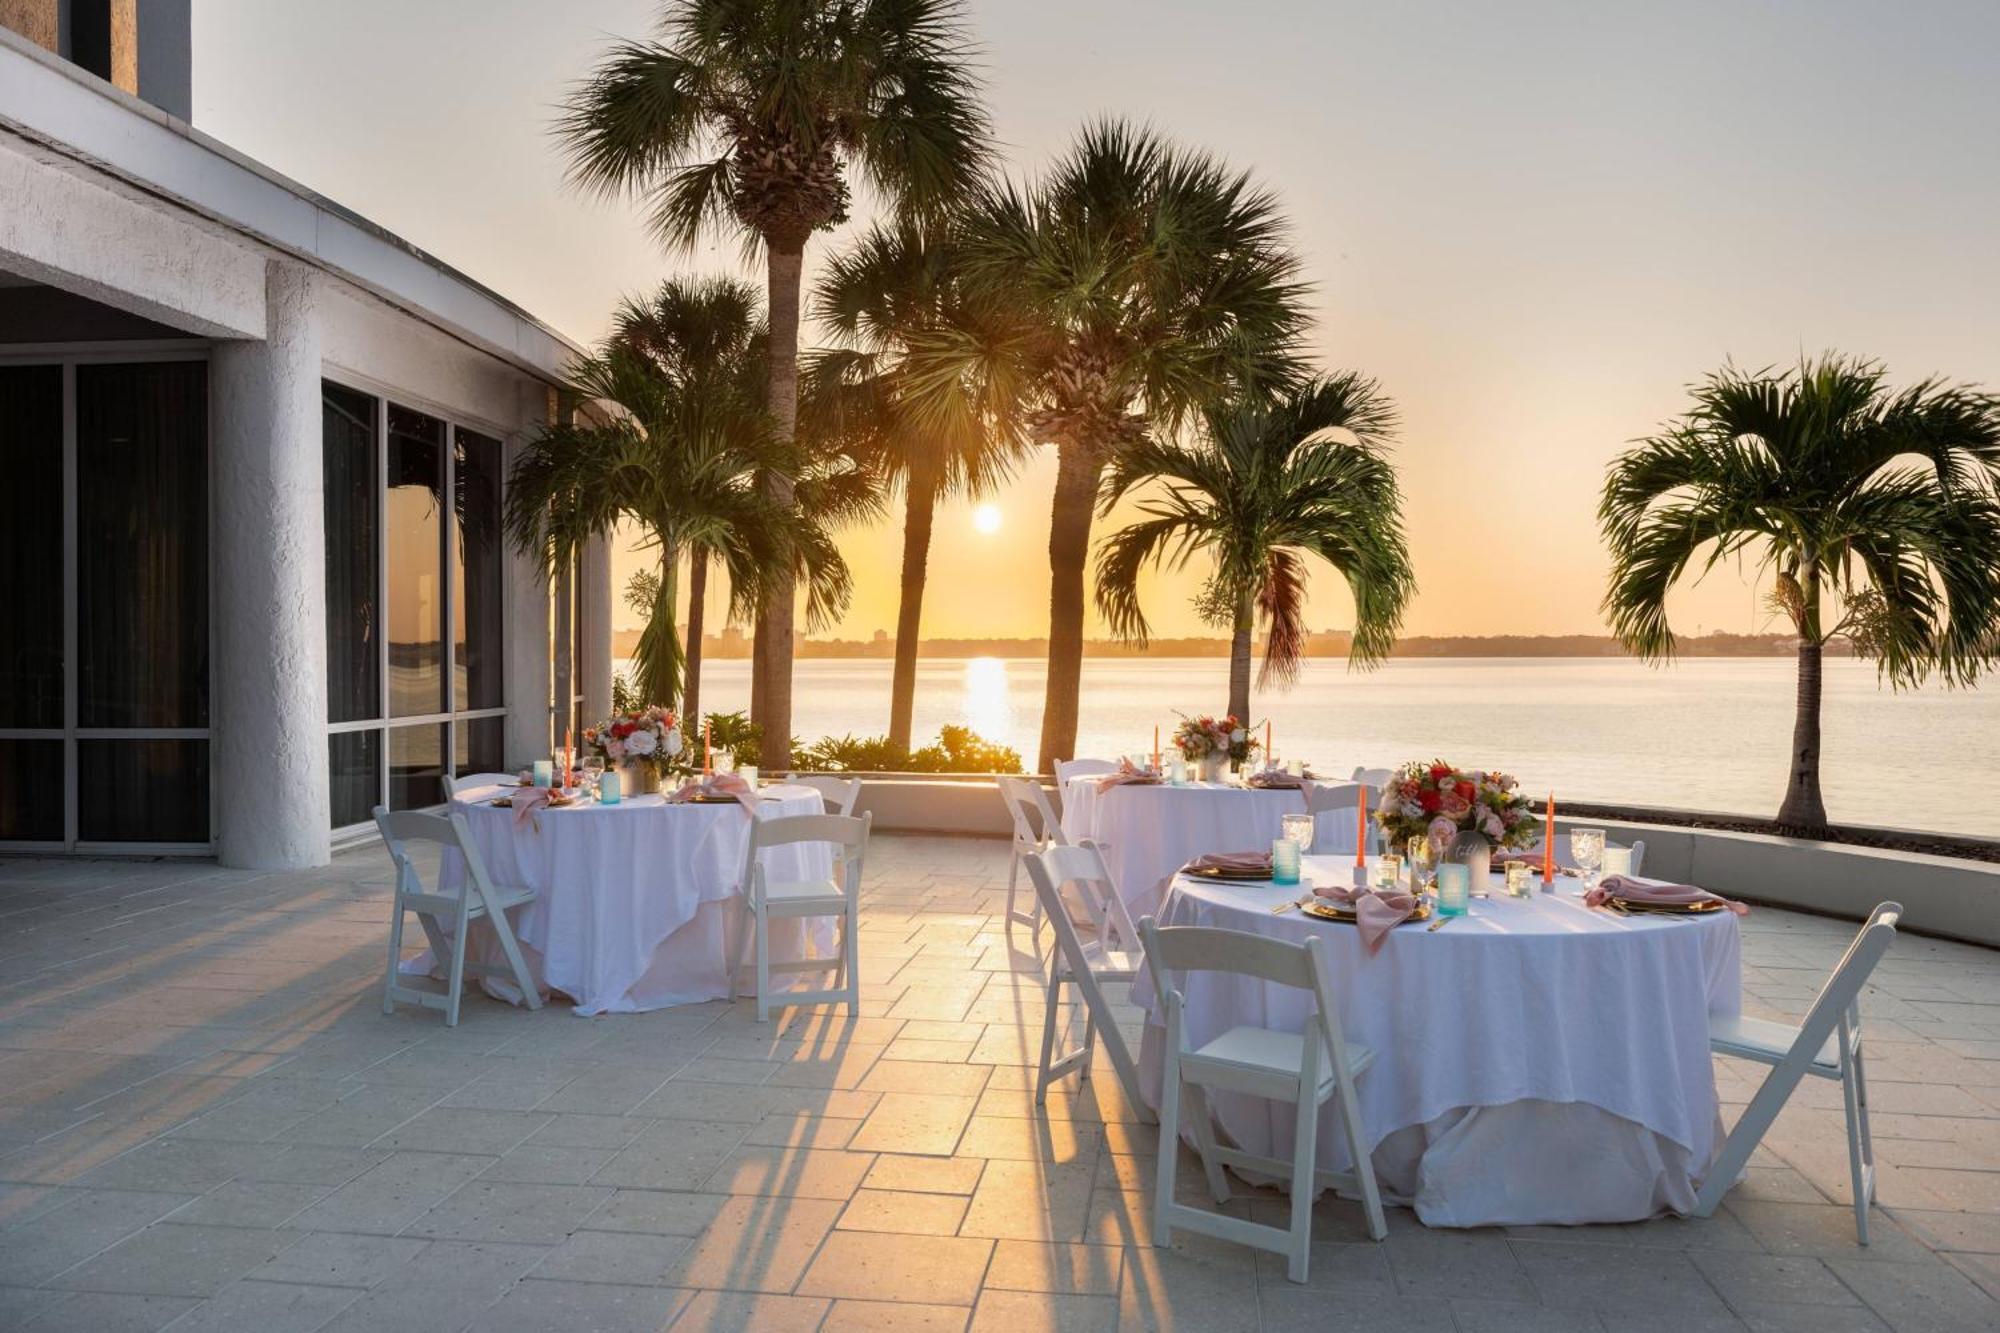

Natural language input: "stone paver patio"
[1,834,1997,1332]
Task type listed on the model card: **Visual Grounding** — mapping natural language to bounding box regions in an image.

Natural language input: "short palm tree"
[506,296,859,713]
[916,119,1310,771]
[557,0,992,768]
[607,277,767,724]
[1601,354,2000,832]
[1096,376,1416,723]
[802,221,1023,750]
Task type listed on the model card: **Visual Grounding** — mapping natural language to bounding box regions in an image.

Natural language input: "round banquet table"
[1130,856,1743,1227]
[428,782,833,1015]
[1062,778,1374,917]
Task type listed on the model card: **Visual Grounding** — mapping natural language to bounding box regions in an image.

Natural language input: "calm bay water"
[644,656,1996,837]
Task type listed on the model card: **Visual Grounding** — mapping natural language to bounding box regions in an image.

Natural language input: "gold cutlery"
[1271,898,1302,915]
[1426,914,1452,932]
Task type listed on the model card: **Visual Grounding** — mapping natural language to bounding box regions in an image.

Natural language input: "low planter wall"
[833,777,2000,949]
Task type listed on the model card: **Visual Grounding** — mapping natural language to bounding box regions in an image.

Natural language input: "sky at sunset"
[196,1,2000,642]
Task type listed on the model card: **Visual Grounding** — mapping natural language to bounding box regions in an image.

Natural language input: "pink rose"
[1441,791,1472,819]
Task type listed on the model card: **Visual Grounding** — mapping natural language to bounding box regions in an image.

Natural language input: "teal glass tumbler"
[1436,862,1471,917]
[1271,837,1301,886]
[598,771,621,805]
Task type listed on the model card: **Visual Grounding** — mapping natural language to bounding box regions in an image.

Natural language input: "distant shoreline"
[614,629,1848,662]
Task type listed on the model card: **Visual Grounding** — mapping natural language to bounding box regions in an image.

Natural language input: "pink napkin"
[1184,851,1273,875]
[670,772,762,813]
[1095,758,1162,792]
[511,786,552,827]
[1246,770,1306,790]
[1313,884,1420,953]
[1586,874,1749,916]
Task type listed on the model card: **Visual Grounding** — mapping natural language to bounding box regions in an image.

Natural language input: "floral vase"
[1199,754,1228,783]
[616,758,661,796]
[1449,829,1492,885]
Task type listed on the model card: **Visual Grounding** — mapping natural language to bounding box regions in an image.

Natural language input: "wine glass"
[1405,834,1437,895]
[1281,812,1316,857]
[581,755,605,799]
[1571,828,1606,891]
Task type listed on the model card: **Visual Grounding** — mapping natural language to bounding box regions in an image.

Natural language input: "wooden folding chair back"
[733,811,872,1022]
[998,776,1067,933]
[795,774,863,816]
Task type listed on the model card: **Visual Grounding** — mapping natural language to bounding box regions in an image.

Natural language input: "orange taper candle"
[1355,793,1368,867]
[1543,792,1555,883]
[1153,724,1160,771]
[704,719,712,777]
[1265,720,1272,761]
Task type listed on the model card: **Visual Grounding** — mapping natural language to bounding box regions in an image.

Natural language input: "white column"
[503,427,553,769]
[580,533,613,722]
[210,259,330,869]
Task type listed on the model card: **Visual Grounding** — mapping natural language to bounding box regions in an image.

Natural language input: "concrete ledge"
[850,777,1023,838]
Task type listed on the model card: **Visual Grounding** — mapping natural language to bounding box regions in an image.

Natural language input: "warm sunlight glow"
[971,503,1004,534]
[961,656,1014,746]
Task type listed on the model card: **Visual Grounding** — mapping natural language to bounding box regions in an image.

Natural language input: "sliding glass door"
[322,380,507,833]
[0,356,210,850]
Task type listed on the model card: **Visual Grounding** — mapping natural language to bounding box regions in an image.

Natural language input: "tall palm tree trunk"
[889,472,939,753]
[1227,587,1254,724]
[756,241,806,770]
[1776,571,1828,832]
[1037,439,1101,773]
[1777,637,1828,832]
[683,549,707,729]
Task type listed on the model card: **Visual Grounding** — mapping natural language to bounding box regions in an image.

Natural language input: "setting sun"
[972,502,1004,534]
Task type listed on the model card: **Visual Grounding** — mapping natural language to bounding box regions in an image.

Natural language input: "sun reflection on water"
[962,656,1014,749]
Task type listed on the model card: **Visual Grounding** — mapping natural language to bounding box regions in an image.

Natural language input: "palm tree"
[917,119,1310,771]
[557,0,992,769]
[505,305,860,713]
[1095,376,1416,723]
[802,222,1023,750]
[606,277,767,725]
[1601,354,2000,832]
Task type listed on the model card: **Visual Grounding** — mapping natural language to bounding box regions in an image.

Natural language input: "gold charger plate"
[681,793,746,804]
[490,793,576,809]
[1300,898,1433,925]
[1185,864,1274,882]
[1611,895,1724,915]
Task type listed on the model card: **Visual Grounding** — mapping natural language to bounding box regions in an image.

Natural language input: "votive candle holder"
[1436,862,1471,917]
[1505,862,1534,898]
[1601,846,1633,879]
[1271,838,1301,886]
[597,770,622,805]
[531,760,553,789]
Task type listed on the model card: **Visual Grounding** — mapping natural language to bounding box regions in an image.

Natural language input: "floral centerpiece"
[583,705,685,796]
[1375,760,1535,879]
[1172,713,1259,781]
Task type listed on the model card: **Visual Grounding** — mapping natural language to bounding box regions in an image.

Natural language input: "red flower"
[1419,790,1442,813]
[1456,780,1475,801]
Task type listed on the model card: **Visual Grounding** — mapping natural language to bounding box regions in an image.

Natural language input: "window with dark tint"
[75,362,208,729]
[454,429,504,710]
[0,740,64,842]
[386,405,445,717]
[0,367,63,729]
[77,738,209,842]
[67,1,113,81]
[329,729,380,830]
[454,716,506,779]
[389,724,445,811]
[323,383,380,724]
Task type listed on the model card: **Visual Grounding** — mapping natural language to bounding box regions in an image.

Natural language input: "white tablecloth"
[432,783,832,1015]
[1063,779,1366,917]
[1131,857,1742,1227]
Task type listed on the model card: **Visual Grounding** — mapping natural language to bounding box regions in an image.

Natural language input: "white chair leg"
[443,908,470,1029]
[1843,1059,1872,1245]
[1288,1091,1321,1284]
[1006,847,1022,925]
[843,901,860,1016]
[1036,973,1063,1105]
[1695,1061,1808,1218]
[381,900,407,1016]
[1336,1073,1388,1241]
[754,903,771,1023]
[1154,1049,1183,1251]
[1079,1011,1097,1084]
[729,899,754,999]
[480,895,543,1012]
[1186,1084,1232,1204]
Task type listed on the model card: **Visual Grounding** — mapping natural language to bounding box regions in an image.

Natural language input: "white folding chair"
[439,771,515,805]
[374,807,541,1027]
[1303,782,1381,856]
[795,774,863,816]
[1023,845,1152,1122]
[1138,916,1386,1282]
[1695,902,1900,1243]
[998,775,1068,934]
[1054,757,1118,787]
[1349,766,1394,787]
[731,812,871,1023]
